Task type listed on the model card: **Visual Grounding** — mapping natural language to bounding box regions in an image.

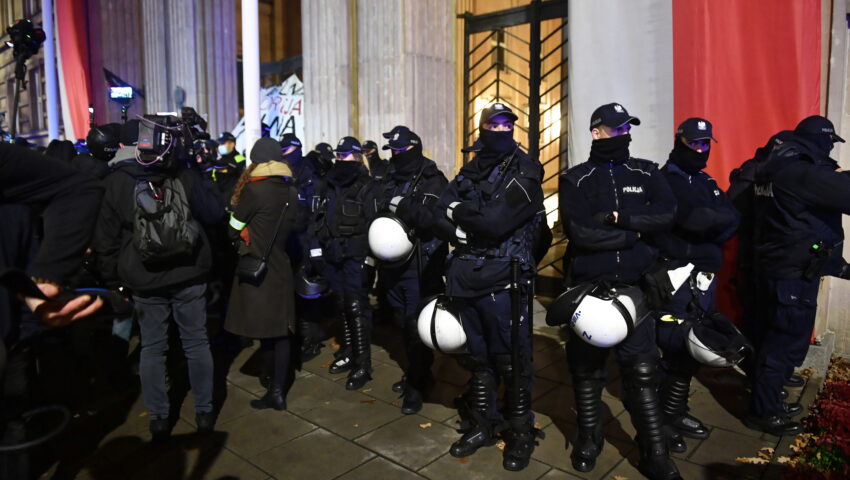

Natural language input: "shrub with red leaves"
[782,358,850,479]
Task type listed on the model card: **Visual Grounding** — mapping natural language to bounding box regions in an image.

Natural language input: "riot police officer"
[433,103,547,471]
[559,103,681,479]
[279,133,327,361]
[214,131,246,198]
[652,118,740,451]
[363,140,389,181]
[310,137,380,390]
[371,126,447,414]
[746,115,850,435]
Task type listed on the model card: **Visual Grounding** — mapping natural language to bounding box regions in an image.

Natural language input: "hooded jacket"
[753,134,850,279]
[92,147,226,294]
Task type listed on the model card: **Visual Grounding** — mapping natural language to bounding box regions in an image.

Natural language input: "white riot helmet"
[417,295,466,353]
[368,215,415,266]
[546,282,648,348]
[686,312,752,367]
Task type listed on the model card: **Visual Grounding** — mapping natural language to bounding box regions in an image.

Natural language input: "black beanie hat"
[250,137,282,164]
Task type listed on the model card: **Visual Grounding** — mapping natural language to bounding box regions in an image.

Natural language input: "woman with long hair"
[224,138,298,410]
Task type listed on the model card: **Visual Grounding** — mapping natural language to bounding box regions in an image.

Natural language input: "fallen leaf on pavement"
[736,457,769,464]
[776,456,791,464]
[496,440,506,451]
[321,360,333,368]
[324,401,331,406]
[138,412,148,417]
[353,423,359,427]
[331,343,340,350]
[613,476,629,480]
[757,447,774,460]
[361,388,372,393]
[457,457,468,464]
[360,399,376,404]
[419,423,432,429]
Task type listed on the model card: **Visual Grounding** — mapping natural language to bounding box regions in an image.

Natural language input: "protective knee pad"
[344,294,365,320]
[623,354,660,392]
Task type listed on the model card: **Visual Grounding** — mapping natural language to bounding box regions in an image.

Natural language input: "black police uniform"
[373,128,448,414]
[559,103,680,479]
[433,104,547,471]
[652,118,739,447]
[747,116,850,434]
[281,135,329,361]
[310,137,380,390]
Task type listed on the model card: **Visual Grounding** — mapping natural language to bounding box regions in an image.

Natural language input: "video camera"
[137,107,209,166]
[5,19,45,61]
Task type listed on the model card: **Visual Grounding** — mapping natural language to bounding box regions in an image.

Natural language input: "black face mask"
[479,128,516,154]
[669,139,709,175]
[328,160,361,185]
[366,151,382,170]
[799,133,835,156]
[589,133,631,164]
[283,147,303,168]
[390,146,421,175]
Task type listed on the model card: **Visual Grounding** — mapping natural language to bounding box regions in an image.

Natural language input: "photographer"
[91,118,225,439]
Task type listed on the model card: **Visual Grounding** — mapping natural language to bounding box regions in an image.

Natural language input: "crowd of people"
[1,100,849,480]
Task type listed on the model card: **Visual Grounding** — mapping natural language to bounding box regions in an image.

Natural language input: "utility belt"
[453,244,508,260]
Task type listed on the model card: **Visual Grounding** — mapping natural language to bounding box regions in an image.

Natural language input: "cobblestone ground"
[32,300,814,480]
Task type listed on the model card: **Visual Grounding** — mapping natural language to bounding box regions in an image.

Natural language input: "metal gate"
[460,0,567,295]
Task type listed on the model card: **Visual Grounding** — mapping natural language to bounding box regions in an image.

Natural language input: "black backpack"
[132,177,200,264]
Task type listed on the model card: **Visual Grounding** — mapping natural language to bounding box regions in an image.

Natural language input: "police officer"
[372,126,447,414]
[652,118,740,451]
[280,133,327,361]
[214,131,247,198]
[363,140,389,181]
[746,116,850,435]
[559,103,680,479]
[434,103,547,471]
[310,136,380,390]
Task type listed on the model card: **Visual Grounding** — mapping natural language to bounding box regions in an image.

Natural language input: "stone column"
[301,0,353,148]
[357,0,456,174]
[139,0,238,135]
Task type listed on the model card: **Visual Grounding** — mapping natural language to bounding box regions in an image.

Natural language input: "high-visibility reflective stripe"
[229,214,247,230]
[235,154,246,163]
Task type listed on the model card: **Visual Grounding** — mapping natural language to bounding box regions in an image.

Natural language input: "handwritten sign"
[232,74,305,156]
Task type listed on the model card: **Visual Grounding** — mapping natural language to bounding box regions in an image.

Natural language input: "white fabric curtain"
[567,0,674,167]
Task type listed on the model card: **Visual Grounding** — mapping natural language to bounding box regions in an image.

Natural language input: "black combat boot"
[328,318,354,374]
[494,355,543,472]
[571,370,606,472]
[450,367,498,458]
[299,318,322,362]
[345,316,373,390]
[250,386,287,411]
[623,357,683,480]
[661,374,709,440]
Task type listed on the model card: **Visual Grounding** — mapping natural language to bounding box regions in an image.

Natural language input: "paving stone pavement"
[38,300,815,480]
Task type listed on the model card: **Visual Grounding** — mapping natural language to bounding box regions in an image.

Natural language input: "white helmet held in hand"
[547,282,647,348]
[417,295,466,353]
[368,214,415,265]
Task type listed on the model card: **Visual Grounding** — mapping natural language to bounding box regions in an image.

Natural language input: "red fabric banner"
[56,0,91,140]
[673,0,822,322]
[673,0,821,190]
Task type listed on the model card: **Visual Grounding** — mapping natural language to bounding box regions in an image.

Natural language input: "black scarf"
[390,146,422,177]
[328,161,362,186]
[479,128,516,155]
[284,148,304,171]
[797,132,835,157]
[589,134,631,165]
[668,139,709,175]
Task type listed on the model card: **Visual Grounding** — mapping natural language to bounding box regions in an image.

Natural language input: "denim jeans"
[134,283,213,419]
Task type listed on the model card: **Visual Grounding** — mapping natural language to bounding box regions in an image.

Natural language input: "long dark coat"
[224,163,297,338]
